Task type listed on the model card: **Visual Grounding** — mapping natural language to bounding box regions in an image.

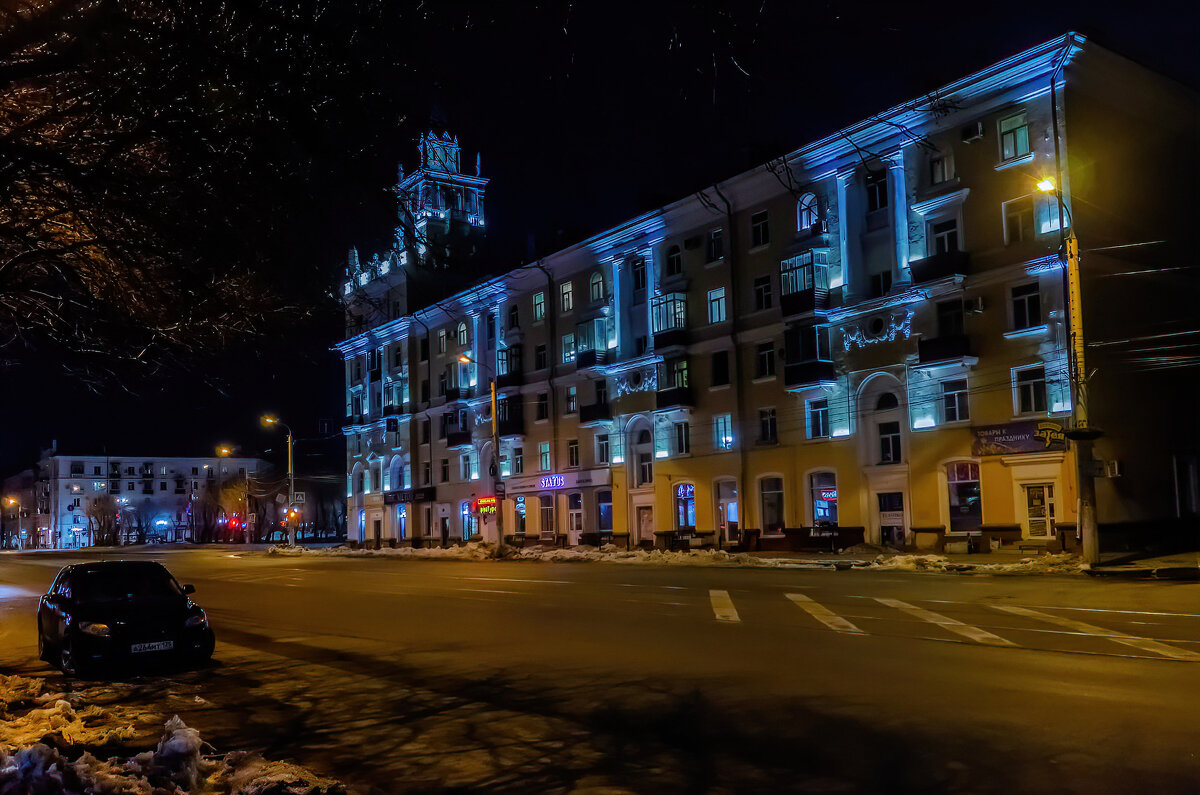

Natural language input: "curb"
[1085,566,1200,581]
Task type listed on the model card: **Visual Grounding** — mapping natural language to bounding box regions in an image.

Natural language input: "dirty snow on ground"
[0,673,345,794]
[266,542,1086,574]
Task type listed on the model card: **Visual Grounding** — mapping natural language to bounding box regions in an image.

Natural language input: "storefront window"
[947,462,982,533]
[597,490,613,531]
[675,483,696,531]
[568,493,583,535]
[539,495,554,539]
[397,505,407,539]
[460,501,478,539]
[810,472,838,526]
[760,477,784,533]
[716,479,738,539]
[514,496,527,535]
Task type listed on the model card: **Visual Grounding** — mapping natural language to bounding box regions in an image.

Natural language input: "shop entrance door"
[877,492,905,549]
[1024,484,1055,537]
[636,506,654,547]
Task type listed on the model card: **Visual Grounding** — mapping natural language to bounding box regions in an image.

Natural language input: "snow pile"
[868,552,1085,575]
[268,541,501,561]
[0,675,345,794]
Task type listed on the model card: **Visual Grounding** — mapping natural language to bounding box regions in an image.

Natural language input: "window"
[759,408,778,443]
[513,447,524,474]
[929,218,959,254]
[536,392,549,420]
[650,292,687,333]
[811,472,838,526]
[660,358,689,389]
[807,399,830,439]
[711,351,730,386]
[666,245,682,276]
[567,439,580,468]
[457,322,468,346]
[1004,196,1035,244]
[947,462,982,533]
[1015,365,1047,414]
[632,259,646,291]
[706,228,724,262]
[760,477,784,534]
[440,458,450,483]
[794,324,832,362]
[936,299,964,338]
[675,483,696,532]
[942,379,970,422]
[707,287,727,323]
[565,385,577,413]
[869,271,892,298]
[780,251,829,295]
[865,170,888,212]
[1011,283,1042,330]
[999,112,1030,161]
[674,422,690,455]
[191,467,199,476]
[930,154,953,185]
[497,346,521,376]
[879,421,902,463]
[508,305,520,330]
[597,490,613,531]
[437,371,447,396]
[437,329,448,353]
[539,442,551,471]
[596,434,610,464]
[714,414,733,450]
[756,342,776,378]
[534,344,548,370]
[533,291,546,321]
[637,452,653,486]
[797,193,818,231]
[460,453,478,481]
[539,495,554,537]
[567,493,583,536]
[750,210,770,248]
[561,333,576,363]
[596,380,608,404]
[589,272,604,302]
[753,275,773,310]
[560,282,574,312]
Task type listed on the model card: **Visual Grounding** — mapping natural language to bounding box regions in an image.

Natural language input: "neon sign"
[818,489,838,502]
[475,496,498,515]
[675,483,695,499]
[539,474,566,489]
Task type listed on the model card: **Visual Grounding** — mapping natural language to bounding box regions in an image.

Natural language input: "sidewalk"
[1087,550,1200,581]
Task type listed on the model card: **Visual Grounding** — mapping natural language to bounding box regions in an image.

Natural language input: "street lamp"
[262,415,297,546]
[3,497,18,549]
[1037,177,1102,564]
[216,444,251,544]
[458,354,506,553]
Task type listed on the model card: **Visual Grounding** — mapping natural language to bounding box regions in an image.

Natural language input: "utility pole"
[262,416,298,546]
[460,354,505,553]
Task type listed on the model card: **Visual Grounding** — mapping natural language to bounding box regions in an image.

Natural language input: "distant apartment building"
[2,446,265,549]
[338,34,1199,552]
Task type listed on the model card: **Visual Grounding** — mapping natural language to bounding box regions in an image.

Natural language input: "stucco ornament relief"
[842,309,915,351]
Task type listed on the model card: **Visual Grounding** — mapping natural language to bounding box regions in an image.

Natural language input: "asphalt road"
[2,547,1198,793]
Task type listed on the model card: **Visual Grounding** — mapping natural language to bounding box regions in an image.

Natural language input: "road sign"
[293,491,306,504]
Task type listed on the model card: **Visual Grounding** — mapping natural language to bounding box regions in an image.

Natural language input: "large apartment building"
[2,447,265,549]
[338,34,1199,553]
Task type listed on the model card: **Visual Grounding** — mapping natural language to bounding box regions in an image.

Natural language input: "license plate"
[130,640,173,653]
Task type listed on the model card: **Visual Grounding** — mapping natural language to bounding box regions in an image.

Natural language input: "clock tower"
[394,130,488,271]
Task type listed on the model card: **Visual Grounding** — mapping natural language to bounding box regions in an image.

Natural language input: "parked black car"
[37,560,215,676]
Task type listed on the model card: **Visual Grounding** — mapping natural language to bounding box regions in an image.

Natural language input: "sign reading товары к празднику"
[972,420,1067,457]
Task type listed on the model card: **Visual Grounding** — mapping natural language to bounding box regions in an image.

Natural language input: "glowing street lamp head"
[4,497,15,506]
[216,446,232,457]
[457,354,474,364]
[262,415,278,426]
[1036,178,1057,193]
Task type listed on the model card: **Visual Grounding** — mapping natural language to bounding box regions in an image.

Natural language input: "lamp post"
[262,416,297,546]
[217,445,251,544]
[459,354,505,553]
[1037,177,1101,564]
[3,497,18,550]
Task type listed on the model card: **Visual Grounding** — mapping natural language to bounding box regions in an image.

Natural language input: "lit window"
[947,462,982,533]
[565,385,577,413]
[806,399,830,439]
[589,272,604,302]
[457,322,468,346]
[999,112,1030,161]
[707,287,727,324]
[810,472,838,526]
[437,329,447,353]
[1014,365,1047,414]
[796,193,818,230]
[561,333,576,363]
[714,414,733,450]
[560,281,574,312]
[533,291,546,321]
[539,442,551,471]
[650,292,687,332]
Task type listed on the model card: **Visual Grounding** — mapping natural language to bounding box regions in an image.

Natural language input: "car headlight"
[185,614,208,629]
[78,622,111,637]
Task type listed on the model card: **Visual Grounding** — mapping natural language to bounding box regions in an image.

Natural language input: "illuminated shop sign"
[972,421,1067,456]
[475,496,498,515]
[514,496,526,516]
[505,469,612,494]
[675,483,695,499]
[539,474,566,489]
[819,489,838,502]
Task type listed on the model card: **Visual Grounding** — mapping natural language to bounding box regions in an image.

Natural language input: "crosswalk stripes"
[874,597,1018,647]
[785,593,865,635]
[992,604,1200,661]
[708,589,741,622]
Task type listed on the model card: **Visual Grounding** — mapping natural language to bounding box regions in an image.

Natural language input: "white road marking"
[709,589,741,622]
[927,599,1200,619]
[660,585,687,590]
[455,576,572,584]
[993,605,1200,661]
[785,593,865,634]
[876,597,1017,647]
[454,587,526,595]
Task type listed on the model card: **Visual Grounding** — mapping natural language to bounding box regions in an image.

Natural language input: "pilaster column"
[883,151,912,287]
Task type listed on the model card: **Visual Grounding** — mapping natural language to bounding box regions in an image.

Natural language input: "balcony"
[780,287,830,319]
[916,334,973,366]
[579,402,613,426]
[653,328,689,352]
[784,360,836,389]
[344,413,365,425]
[382,405,399,417]
[444,386,472,402]
[445,430,474,448]
[909,249,969,284]
[496,371,525,389]
[575,349,609,370]
[656,386,695,409]
[498,416,525,438]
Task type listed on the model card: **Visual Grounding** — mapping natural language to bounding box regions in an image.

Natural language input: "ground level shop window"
[568,493,583,536]
[946,461,981,533]
[460,501,478,539]
[675,483,696,532]
[760,477,784,534]
[539,495,554,539]
[597,490,613,531]
[810,472,838,526]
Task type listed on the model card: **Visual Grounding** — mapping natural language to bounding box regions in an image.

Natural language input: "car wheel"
[59,637,81,677]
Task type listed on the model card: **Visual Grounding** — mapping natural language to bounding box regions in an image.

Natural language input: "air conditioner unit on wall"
[961,121,984,143]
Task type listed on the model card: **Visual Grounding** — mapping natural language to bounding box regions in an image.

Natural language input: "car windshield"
[73,567,183,603]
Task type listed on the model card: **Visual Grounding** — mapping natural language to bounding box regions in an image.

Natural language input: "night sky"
[2,0,1196,476]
